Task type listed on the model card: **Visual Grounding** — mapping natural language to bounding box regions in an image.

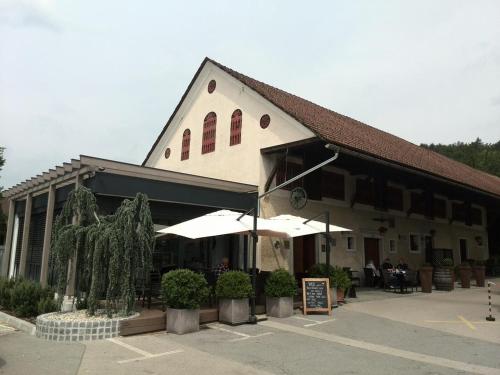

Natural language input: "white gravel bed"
[40,309,138,322]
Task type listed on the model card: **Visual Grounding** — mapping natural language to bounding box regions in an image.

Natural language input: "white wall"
[145,61,314,186]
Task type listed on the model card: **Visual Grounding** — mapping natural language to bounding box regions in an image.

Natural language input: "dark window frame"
[321,170,345,201]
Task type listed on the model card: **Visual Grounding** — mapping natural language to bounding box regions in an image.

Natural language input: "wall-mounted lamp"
[475,236,483,246]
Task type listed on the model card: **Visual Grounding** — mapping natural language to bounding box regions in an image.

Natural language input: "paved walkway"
[344,279,500,344]
[0,281,499,374]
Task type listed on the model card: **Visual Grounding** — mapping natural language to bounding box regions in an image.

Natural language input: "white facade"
[145,61,314,187]
[145,62,489,275]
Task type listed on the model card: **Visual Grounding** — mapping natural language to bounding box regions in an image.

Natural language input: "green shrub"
[331,267,352,290]
[161,269,208,310]
[309,264,352,289]
[264,269,297,298]
[215,271,253,299]
[0,277,16,310]
[309,263,335,280]
[76,296,88,310]
[10,279,44,317]
[37,296,58,314]
[439,258,454,268]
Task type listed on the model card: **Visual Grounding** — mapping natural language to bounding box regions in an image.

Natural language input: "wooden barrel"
[434,268,454,291]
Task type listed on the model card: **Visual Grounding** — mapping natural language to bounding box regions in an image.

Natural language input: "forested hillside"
[421,138,500,178]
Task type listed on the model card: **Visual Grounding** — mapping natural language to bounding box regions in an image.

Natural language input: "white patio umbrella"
[157,209,289,239]
[267,214,351,237]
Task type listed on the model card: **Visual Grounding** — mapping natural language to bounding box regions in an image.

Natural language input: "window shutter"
[230,109,242,146]
[181,129,191,160]
[202,112,217,154]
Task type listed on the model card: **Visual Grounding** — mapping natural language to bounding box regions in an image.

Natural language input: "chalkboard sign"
[302,278,332,315]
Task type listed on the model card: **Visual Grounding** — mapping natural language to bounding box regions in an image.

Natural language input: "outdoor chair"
[363,268,375,287]
[382,270,398,292]
[405,270,419,292]
[145,271,163,309]
[343,267,360,298]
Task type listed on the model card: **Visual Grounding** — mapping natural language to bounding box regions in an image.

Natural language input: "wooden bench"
[119,308,220,336]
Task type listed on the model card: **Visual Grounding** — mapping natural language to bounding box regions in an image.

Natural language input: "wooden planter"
[419,266,433,293]
[473,266,486,287]
[434,268,454,291]
[458,266,471,288]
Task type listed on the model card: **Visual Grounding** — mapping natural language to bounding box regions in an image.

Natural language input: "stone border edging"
[36,312,139,342]
[0,310,36,335]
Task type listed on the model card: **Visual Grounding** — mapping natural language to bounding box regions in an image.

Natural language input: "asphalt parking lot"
[1,281,499,375]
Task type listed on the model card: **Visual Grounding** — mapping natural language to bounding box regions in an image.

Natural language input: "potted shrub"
[330,267,352,303]
[216,271,253,325]
[309,264,351,305]
[309,264,336,305]
[264,269,297,318]
[161,269,209,334]
[473,260,486,287]
[419,263,433,293]
[434,258,454,291]
[458,262,472,288]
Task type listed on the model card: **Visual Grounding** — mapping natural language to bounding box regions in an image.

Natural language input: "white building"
[143,58,500,276]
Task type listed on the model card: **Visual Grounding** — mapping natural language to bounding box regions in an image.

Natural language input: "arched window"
[181,129,191,161]
[229,109,242,146]
[202,112,216,154]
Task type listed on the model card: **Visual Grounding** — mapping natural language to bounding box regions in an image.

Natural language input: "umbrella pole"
[326,211,331,268]
[249,204,258,324]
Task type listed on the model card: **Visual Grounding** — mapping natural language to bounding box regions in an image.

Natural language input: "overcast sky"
[1,0,499,189]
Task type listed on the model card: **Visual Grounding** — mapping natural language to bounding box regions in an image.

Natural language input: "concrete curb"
[0,310,36,335]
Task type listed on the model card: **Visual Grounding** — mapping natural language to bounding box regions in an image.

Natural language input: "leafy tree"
[51,186,154,316]
[421,138,500,178]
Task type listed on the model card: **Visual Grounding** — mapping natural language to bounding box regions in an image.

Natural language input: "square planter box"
[166,308,199,334]
[219,298,249,325]
[266,297,293,318]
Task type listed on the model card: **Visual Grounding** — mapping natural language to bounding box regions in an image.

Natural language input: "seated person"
[381,258,393,270]
[396,258,408,271]
[214,256,230,280]
[365,260,380,286]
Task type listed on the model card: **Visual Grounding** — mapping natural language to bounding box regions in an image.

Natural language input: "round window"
[208,80,216,94]
[260,114,271,129]
[164,148,171,159]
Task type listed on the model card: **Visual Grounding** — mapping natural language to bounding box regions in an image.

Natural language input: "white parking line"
[207,323,274,341]
[261,320,500,375]
[0,323,16,331]
[108,337,184,364]
[292,316,336,327]
[304,319,336,327]
[117,350,183,364]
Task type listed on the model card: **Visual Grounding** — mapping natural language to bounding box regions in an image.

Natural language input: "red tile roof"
[207,58,500,198]
[144,58,500,198]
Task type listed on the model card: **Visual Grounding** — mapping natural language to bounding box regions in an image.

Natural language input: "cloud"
[491,95,500,106]
[0,0,61,32]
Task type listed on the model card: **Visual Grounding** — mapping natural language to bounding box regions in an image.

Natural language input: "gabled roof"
[144,58,500,198]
